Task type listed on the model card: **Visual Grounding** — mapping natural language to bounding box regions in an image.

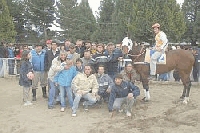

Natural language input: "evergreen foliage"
[0,0,16,42]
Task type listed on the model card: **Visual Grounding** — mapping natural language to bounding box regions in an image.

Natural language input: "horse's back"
[167,49,195,72]
[168,49,194,61]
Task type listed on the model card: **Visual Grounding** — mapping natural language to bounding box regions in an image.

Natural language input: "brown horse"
[126,45,195,104]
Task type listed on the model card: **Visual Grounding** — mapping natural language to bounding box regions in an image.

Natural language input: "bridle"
[128,45,146,62]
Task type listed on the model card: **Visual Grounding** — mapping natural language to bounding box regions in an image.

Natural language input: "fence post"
[3,59,8,78]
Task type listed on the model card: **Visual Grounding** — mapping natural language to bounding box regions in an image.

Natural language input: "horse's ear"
[134,42,138,46]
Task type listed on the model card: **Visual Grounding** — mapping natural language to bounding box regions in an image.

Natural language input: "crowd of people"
[0,23,199,118]
[15,39,142,117]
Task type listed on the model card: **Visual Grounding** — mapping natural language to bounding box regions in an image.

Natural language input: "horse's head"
[128,44,146,62]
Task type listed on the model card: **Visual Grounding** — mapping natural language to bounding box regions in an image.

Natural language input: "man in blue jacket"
[31,43,47,101]
[108,74,140,117]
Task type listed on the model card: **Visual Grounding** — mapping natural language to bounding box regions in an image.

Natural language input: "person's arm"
[71,74,80,92]
[44,51,49,71]
[20,62,29,82]
[106,75,114,93]
[92,75,99,94]
[51,58,64,72]
[160,32,168,50]
[129,82,140,98]
[108,87,116,112]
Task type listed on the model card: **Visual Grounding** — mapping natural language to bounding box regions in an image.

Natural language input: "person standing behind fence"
[31,43,47,101]
[7,43,15,75]
[19,50,34,106]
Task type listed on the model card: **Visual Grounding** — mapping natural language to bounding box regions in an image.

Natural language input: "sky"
[87,0,184,15]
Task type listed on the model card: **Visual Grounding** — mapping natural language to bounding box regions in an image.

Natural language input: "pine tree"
[24,0,55,41]
[7,0,27,42]
[0,0,16,42]
[59,0,96,41]
[182,0,200,45]
[112,0,134,43]
[91,0,115,43]
[130,0,186,43]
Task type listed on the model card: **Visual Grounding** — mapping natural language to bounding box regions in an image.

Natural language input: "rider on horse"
[150,23,168,80]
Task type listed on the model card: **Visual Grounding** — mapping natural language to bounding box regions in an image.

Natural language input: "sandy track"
[0,78,199,133]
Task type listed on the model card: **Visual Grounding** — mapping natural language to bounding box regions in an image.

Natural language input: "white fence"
[0,58,20,78]
[0,58,199,82]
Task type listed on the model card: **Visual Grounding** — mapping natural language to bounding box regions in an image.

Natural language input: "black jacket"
[108,81,140,112]
[44,50,60,71]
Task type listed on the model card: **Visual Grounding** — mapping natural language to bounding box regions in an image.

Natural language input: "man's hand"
[55,82,58,86]
[76,90,83,95]
[106,88,111,93]
[64,65,70,70]
[118,57,123,61]
[127,93,133,98]
[155,46,162,52]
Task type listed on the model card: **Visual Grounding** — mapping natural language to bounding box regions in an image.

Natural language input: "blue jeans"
[59,86,73,108]
[113,97,135,112]
[72,92,97,113]
[48,79,59,107]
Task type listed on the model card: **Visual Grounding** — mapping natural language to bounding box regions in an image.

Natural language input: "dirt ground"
[0,77,200,133]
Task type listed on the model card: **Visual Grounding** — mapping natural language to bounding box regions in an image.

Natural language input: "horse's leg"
[141,73,150,101]
[179,71,191,104]
[183,80,191,104]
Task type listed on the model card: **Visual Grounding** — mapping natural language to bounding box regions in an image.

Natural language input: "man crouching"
[71,65,99,117]
[108,74,140,117]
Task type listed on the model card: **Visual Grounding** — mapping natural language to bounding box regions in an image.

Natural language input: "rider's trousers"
[150,51,162,75]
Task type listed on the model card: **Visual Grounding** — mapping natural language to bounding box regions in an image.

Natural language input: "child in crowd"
[54,60,77,112]
[75,58,84,73]
[19,50,34,106]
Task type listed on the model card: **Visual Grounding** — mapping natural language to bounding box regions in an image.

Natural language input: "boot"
[42,86,48,98]
[32,89,36,101]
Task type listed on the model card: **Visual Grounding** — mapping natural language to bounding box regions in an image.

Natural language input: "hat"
[46,40,52,44]
[152,23,160,28]
[69,43,76,48]
[115,74,123,79]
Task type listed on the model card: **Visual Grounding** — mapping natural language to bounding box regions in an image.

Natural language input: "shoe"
[32,96,36,101]
[60,107,65,112]
[24,101,33,106]
[48,106,54,109]
[126,111,132,117]
[43,94,48,98]
[72,113,77,117]
[83,103,88,111]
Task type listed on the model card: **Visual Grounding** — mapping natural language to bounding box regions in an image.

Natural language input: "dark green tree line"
[0,0,16,42]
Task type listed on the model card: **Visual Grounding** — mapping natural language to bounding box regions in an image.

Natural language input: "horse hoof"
[182,97,189,104]
[142,97,149,102]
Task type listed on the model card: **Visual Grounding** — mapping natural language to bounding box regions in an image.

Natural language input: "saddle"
[144,49,166,64]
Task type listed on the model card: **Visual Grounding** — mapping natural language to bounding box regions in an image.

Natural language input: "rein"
[128,46,146,62]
